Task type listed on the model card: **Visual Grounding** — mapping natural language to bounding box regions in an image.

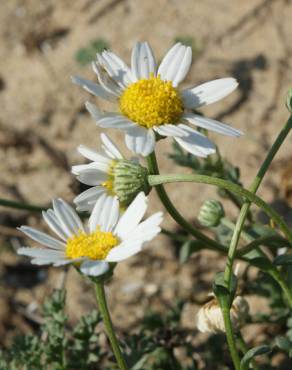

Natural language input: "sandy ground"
[1,0,292,368]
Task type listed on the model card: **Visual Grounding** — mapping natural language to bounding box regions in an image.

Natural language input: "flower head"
[198,199,225,227]
[17,193,162,276]
[72,42,242,157]
[197,295,249,333]
[72,133,150,212]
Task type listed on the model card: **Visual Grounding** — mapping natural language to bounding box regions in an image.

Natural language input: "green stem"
[0,198,48,212]
[224,114,292,286]
[237,332,260,370]
[221,300,241,370]
[161,227,187,242]
[238,235,291,257]
[269,268,292,308]
[94,281,128,370]
[148,173,292,245]
[223,115,292,368]
[0,197,90,219]
[146,152,227,253]
[221,217,253,243]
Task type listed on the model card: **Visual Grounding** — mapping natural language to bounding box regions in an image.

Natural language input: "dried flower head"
[197,296,249,333]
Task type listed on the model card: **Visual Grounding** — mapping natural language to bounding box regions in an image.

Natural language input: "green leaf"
[275,336,291,352]
[179,240,205,263]
[213,272,237,305]
[247,223,278,239]
[287,317,292,328]
[75,39,109,66]
[274,254,292,266]
[240,345,270,370]
[248,257,274,272]
[286,88,292,113]
[174,35,201,56]
[215,223,233,247]
[244,250,274,272]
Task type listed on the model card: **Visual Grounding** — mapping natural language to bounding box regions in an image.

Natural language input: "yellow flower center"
[66,228,119,260]
[119,75,183,128]
[101,160,117,196]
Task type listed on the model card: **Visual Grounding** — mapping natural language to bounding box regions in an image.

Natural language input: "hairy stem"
[94,281,128,370]
[146,151,227,253]
[148,173,292,244]
[224,114,292,286]
[221,300,241,370]
[238,235,291,256]
[0,198,48,212]
[221,217,253,243]
[222,114,292,368]
[269,268,292,308]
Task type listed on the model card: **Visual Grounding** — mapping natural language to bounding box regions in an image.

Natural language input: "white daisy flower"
[17,193,162,277]
[72,41,242,157]
[72,133,150,212]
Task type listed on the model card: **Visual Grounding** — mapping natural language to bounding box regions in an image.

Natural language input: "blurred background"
[1,0,292,368]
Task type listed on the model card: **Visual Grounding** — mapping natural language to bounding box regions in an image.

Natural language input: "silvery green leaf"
[240,345,270,370]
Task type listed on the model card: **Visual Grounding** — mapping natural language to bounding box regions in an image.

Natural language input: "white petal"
[114,192,147,240]
[100,133,123,159]
[106,240,143,262]
[164,46,192,86]
[53,258,82,266]
[97,115,135,129]
[158,43,192,86]
[126,212,163,243]
[74,186,105,205]
[18,247,65,260]
[153,124,187,137]
[89,194,119,233]
[42,210,68,241]
[131,42,156,80]
[158,43,182,79]
[72,162,109,175]
[85,102,135,129]
[77,169,108,186]
[125,126,155,156]
[58,200,84,232]
[18,226,65,250]
[80,260,109,276]
[30,258,59,266]
[100,196,119,232]
[97,51,134,88]
[174,125,216,157]
[184,113,243,137]
[52,199,78,236]
[181,78,238,109]
[92,61,122,97]
[78,144,111,163]
[71,76,115,101]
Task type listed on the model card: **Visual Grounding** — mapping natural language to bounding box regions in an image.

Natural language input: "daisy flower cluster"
[18,41,241,278]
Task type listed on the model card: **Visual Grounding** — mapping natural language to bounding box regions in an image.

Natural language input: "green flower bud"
[198,199,225,227]
[113,160,151,207]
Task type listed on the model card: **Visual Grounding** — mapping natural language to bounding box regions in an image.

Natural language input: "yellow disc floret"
[66,228,119,260]
[101,179,114,194]
[101,160,117,196]
[120,75,183,128]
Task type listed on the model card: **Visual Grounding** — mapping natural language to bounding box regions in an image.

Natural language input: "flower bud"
[198,199,225,227]
[197,296,249,333]
[113,160,151,207]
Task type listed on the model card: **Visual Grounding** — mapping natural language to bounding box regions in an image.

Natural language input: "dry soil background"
[1,0,292,368]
